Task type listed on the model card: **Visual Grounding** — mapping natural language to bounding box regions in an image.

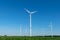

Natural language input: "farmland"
[0,36,60,40]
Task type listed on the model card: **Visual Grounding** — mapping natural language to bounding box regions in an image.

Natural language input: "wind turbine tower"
[20,25,21,36]
[25,8,37,36]
[49,22,53,38]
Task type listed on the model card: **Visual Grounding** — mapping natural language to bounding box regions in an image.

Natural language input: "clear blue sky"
[0,0,60,36]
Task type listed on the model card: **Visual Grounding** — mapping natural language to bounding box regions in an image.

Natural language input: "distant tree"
[4,35,7,37]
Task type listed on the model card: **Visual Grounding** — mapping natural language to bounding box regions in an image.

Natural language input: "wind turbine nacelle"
[24,8,37,14]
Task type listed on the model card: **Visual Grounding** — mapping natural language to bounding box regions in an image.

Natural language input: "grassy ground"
[0,36,60,40]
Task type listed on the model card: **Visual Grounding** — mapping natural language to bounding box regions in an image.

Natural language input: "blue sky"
[0,0,60,36]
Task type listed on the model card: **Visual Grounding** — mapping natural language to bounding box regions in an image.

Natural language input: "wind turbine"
[25,8,37,36]
[49,22,53,38]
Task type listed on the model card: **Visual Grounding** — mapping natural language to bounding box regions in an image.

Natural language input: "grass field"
[0,36,60,40]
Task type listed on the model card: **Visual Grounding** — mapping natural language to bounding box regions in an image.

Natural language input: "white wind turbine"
[25,8,37,36]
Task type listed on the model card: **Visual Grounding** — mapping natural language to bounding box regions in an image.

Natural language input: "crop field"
[0,36,60,40]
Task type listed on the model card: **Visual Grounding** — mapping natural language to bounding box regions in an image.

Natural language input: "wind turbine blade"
[31,11,37,14]
[24,8,31,13]
[49,22,52,27]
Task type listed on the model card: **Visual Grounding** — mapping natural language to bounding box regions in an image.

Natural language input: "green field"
[0,36,60,40]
